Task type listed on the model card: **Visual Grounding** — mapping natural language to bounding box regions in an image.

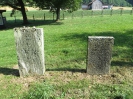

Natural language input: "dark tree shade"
[0,0,29,24]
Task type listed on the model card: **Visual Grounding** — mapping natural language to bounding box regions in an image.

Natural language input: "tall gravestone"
[14,27,45,77]
[87,36,114,75]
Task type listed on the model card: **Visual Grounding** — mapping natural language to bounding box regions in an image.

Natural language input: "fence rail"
[3,9,133,22]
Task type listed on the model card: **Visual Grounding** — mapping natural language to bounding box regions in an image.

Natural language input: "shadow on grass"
[0,67,19,76]
[61,29,133,67]
[61,29,133,47]
[112,61,133,67]
[47,68,86,73]
[4,19,63,30]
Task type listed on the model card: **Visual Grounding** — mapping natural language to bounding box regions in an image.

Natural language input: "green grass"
[0,10,133,99]
[23,82,55,99]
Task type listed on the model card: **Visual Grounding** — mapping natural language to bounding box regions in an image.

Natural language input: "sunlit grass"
[0,11,133,98]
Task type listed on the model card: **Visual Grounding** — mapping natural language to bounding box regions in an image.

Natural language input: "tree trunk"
[56,7,60,21]
[18,0,29,24]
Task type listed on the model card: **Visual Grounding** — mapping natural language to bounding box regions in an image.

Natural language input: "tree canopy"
[0,0,82,22]
[0,0,29,24]
[0,0,133,24]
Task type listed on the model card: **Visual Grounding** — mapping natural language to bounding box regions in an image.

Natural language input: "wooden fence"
[3,8,133,23]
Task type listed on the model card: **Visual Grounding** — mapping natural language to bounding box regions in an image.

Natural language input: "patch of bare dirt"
[10,65,133,91]
[43,71,123,85]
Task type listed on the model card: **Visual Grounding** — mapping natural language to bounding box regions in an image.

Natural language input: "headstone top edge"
[88,36,114,39]
[14,27,43,30]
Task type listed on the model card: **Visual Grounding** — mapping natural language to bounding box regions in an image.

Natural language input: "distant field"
[0,6,133,11]
[0,6,39,11]
[2,7,133,23]
[113,6,133,10]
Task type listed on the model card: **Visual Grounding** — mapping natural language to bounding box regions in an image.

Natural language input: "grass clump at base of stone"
[23,82,55,99]
[23,78,133,99]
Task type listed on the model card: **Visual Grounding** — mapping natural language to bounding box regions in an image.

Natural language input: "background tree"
[82,0,91,4]
[82,0,132,6]
[126,0,133,6]
[33,0,82,21]
[0,0,31,24]
[0,0,133,24]
[100,0,133,6]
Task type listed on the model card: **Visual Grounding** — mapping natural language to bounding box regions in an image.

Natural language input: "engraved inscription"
[14,27,45,76]
[87,36,114,75]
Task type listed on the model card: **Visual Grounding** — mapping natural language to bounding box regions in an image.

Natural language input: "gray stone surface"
[14,27,45,76]
[87,36,114,75]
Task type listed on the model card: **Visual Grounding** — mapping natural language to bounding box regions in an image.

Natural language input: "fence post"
[101,10,103,16]
[14,16,16,23]
[63,12,64,20]
[130,8,133,15]
[91,10,93,16]
[81,11,83,18]
[44,13,45,20]
[72,12,74,19]
[110,9,113,16]
[14,27,45,77]
[120,8,123,15]
[87,36,114,75]
[53,13,54,20]
[33,14,35,21]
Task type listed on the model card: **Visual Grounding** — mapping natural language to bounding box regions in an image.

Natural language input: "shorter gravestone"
[87,36,114,75]
[14,27,45,77]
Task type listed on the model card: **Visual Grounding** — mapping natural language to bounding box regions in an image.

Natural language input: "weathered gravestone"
[14,27,45,77]
[87,36,114,75]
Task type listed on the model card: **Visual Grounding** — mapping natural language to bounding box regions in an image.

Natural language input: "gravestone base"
[87,36,114,75]
[14,27,45,77]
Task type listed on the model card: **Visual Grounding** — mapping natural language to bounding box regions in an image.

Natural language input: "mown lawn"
[0,11,133,99]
